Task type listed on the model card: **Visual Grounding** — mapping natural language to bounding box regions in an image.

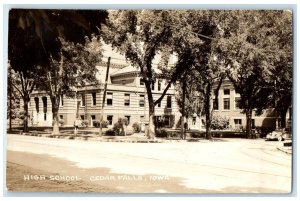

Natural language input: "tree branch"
[154,82,172,105]
[12,82,24,97]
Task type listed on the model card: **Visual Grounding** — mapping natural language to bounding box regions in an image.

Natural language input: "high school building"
[28,61,181,128]
[26,43,285,131]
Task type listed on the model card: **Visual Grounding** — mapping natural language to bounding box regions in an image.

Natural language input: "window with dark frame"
[139,95,145,107]
[92,92,96,106]
[213,99,219,110]
[158,80,161,91]
[167,96,172,108]
[234,119,242,129]
[34,97,39,113]
[251,119,255,128]
[61,94,64,106]
[42,97,47,114]
[235,97,241,109]
[107,92,113,106]
[81,94,86,106]
[224,89,230,95]
[140,78,144,85]
[124,93,130,106]
[223,98,230,110]
[125,115,130,125]
[107,115,113,125]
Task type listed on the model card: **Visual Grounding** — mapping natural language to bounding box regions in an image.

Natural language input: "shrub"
[112,118,128,135]
[18,111,26,120]
[132,122,141,133]
[211,115,230,130]
[81,120,89,127]
[155,129,168,138]
[105,129,116,136]
[93,120,108,128]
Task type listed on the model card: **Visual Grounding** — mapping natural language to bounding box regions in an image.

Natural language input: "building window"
[235,97,241,110]
[81,94,86,106]
[223,98,230,110]
[44,113,47,121]
[192,117,196,125]
[224,89,230,95]
[164,116,171,127]
[107,115,113,125]
[213,99,218,110]
[251,119,255,128]
[139,95,145,107]
[42,97,47,114]
[60,94,64,107]
[167,96,172,108]
[158,80,161,91]
[34,97,39,113]
[234,119,242,129]
[92,92,96,106]
[59,115,63,120]
[140,78,144,85]
[107,92,113,106]
[125,116,130,125]
[80,115,85,120]
[152,81,155,90]
[124,94,130,106]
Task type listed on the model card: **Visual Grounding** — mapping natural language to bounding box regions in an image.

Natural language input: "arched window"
[34,97,39,113]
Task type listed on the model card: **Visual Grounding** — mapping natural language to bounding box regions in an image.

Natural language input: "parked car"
[266,128,290,141]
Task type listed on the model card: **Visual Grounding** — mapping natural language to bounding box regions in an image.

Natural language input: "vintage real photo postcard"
[6,8,293,194]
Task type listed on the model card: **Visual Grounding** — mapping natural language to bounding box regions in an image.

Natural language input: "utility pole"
[99,57,111,136]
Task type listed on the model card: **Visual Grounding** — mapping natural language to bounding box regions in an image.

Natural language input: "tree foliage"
[36,36,103,134]
[214,10,292,137]
[8,9,108,133]
[102,10,191,139]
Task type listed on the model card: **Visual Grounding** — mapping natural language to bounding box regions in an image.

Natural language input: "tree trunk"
[245,109,252,138]
[22,95,30,132]
[280,107,288,128]
[51,97,60,135]
[147,103,155,139]
[205,82,212,140]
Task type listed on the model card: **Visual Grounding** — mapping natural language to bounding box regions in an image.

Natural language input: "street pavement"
[6,134,292,193]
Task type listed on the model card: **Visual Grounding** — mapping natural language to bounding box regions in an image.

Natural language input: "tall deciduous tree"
[8,17,42,131]
[8,9,108,133]
[180,10,224,140]
[265,11,292,129]
[216,10,292,137]
[37,36,103,134]
[102,10,190,139]
[175,71,204,139]
[7,65,23,130]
